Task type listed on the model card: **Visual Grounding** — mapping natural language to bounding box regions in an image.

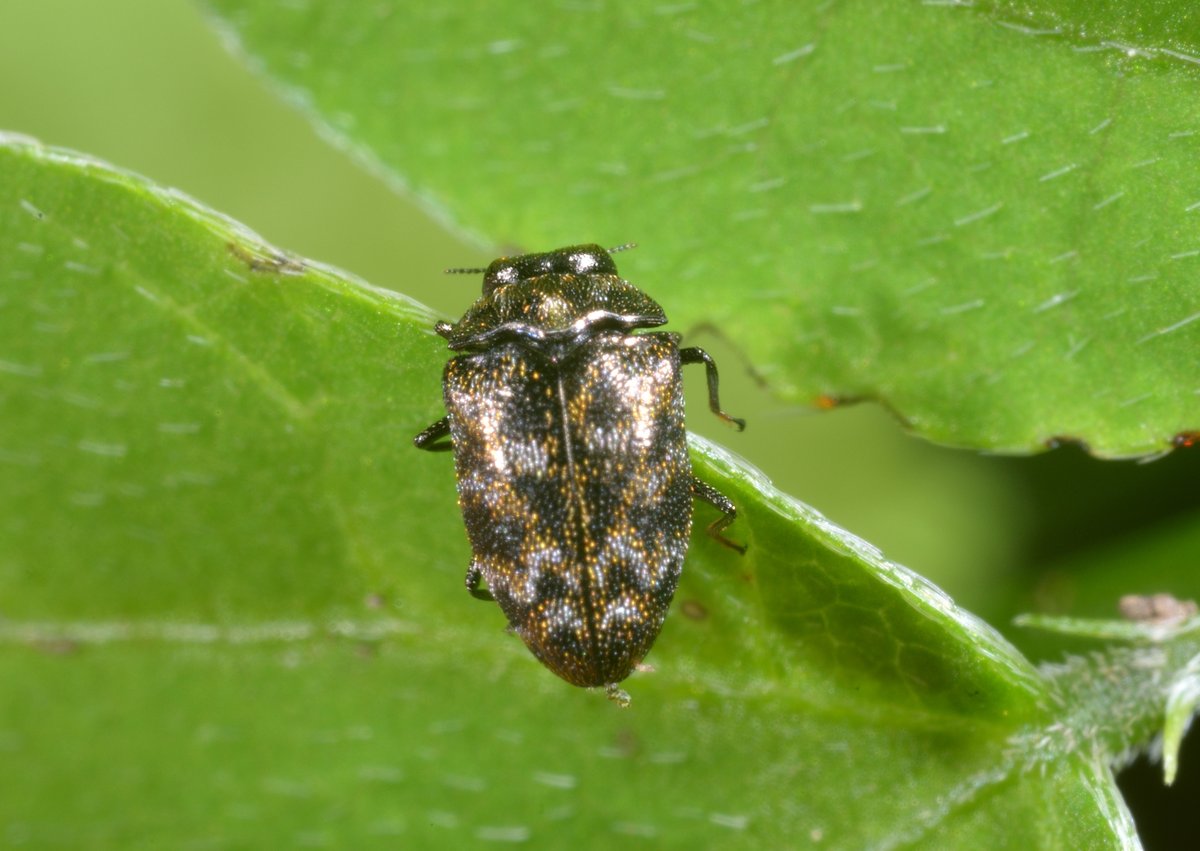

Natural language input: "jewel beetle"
[414,244,744,700]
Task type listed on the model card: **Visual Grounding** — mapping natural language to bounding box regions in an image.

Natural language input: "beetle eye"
[483,263,519,293]
[570,251,599,273]
[567,248,616,276]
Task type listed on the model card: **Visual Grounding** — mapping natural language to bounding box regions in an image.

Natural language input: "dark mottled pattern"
[444,331,691,687]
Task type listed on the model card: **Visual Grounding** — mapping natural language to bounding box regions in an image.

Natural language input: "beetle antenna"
[444,266,488,275]
[607,242,637,255]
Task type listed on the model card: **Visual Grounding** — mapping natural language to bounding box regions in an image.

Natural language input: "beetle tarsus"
[605,682,632,707]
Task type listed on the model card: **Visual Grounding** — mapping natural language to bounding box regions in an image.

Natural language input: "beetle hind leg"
[692,477,746,554]
[679,346,746,431]
[465,562,495,601]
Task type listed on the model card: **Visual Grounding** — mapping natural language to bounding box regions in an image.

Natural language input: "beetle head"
[441,243,662,350]
[479,244,618,295]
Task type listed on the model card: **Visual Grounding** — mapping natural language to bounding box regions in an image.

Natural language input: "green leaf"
[199,0,1200,458]
[1017,610,1200,787]
[4,134,1187,847]
[1164,652,1200,786]
[1001,511,1200,665]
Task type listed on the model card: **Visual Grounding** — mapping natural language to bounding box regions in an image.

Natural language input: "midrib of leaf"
[0,609,1039,743]
[124,264,318,420]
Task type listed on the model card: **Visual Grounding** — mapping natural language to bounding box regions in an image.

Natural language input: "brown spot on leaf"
[32,638,79,656]
[680,599,709,620]
[354,642,379,659]
[611,727,641,758]
[1118,593,1198,625]
[226,241,306,275]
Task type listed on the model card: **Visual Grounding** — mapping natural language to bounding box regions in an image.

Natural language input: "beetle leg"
[413,416,453,451]
[692,477,746,554]
[679,347,746,431]
[465,562,495,601]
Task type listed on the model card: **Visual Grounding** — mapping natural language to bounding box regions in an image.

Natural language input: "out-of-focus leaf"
[201,0,1200,457]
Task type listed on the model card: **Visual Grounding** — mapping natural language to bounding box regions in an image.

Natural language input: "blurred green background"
[2,0,1199,846]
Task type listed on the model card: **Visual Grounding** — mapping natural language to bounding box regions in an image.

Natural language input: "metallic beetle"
[414,244,743,700]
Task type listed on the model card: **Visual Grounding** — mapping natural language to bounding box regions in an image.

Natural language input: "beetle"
[414,244,743,701]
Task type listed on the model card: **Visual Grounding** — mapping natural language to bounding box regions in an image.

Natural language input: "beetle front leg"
[466,561,495,601]
[692,477,746,554]
[414,416,453,451]
[679,347,746,431]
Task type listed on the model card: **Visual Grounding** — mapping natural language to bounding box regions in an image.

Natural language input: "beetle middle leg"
[465,561,495,601]
[413,416,453,451]
[680,347,745,431]
[692,477,745,554]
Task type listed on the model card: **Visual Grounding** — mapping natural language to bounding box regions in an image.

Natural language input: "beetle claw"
[605,683,632,708]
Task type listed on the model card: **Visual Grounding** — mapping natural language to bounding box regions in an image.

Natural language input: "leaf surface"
[0,135,1174,848]
[199,0,1200,457]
